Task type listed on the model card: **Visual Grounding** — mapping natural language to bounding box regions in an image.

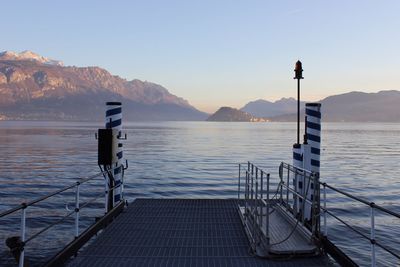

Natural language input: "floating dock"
[67,199,330,267]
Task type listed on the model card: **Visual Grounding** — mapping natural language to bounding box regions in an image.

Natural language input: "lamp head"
[294,60,304,79]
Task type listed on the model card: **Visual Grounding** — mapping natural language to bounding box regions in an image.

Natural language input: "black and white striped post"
[105,102,123,205]
[304,103,321,220]
[305,103,321,175]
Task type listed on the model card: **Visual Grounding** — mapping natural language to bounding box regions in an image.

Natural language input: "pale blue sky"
[2,1,400,112]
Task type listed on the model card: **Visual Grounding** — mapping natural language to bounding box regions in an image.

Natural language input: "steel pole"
[324,184,327,236]
[370,205,376,267]
[297,78,300,144]
[238,164,241,199]
[19,206,26,267]
[74,183,80,238]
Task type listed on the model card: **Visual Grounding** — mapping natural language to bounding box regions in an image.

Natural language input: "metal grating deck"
[68,199,332,266]
[239,205,317,255]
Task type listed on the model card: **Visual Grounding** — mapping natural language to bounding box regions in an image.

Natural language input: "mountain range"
[0,51,207,121]
[242,91,400,122]
[241,98,304,118]
[1,51,399,122]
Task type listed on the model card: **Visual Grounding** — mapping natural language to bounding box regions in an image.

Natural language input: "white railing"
[238,162,400,266]
[320,180,400,267]
[278,162,320,239]
[0,165,125,267]
[238,162,272,249]
[238,162,320,249]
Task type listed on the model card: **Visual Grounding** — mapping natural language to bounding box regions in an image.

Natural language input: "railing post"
[246,162,250,209]
[245,169,249,218]
[266,173,270,245]
[244,171,246,201]
[294,172,298,213]
[104,183,109,214]
[286,168,290,208]
[260,172,264,200]
[370,204,376,267]
[293,167,297,213]
[250,164,254,241]
[323,183,327,236]
[260,171,264,231]
[74,182,80,238]
[251,164,254,213]
[301,172,307,226]
[238,164,241,199]
[255,167,259,227]
[19,204,27,267]
[280,167,284,203]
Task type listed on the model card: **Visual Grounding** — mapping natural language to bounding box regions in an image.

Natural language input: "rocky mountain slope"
[0,51,207,121]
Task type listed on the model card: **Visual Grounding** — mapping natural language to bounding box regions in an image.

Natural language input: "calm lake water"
[0,121,399,266]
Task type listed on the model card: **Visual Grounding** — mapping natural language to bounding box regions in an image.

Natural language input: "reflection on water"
[0,121,399,266]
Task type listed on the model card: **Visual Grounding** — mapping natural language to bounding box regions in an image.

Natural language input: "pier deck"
[238,203,318,255]
[68,199,331,267]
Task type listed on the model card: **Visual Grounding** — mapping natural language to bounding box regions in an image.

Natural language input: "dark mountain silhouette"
[206,107,266,122]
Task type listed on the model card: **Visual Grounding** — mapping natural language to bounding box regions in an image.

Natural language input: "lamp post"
[294,60,303,144]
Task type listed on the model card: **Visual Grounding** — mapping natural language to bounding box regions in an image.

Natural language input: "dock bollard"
[105,102,124,204]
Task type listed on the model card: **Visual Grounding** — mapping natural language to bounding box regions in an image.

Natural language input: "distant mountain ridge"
[319,90,400,122]
[0,51,207,121]
[241,97,305,117]
[320,90,400,122]
[246,90,400,122]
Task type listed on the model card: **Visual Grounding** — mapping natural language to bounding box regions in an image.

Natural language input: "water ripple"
[0,121,399,266]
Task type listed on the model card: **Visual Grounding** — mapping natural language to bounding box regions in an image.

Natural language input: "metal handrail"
[24,181,121,245]
[278,162,320,239]
[0,168,115,218]
[0,165,125,267]
[319,181,400,263]
[321,182,400,219]
[280,162,400,266]
[238,162,271,248]
[240,162,309,253]
[238,161,320,254]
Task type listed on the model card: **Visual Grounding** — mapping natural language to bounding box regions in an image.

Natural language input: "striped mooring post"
[305,103,321,174]
[105,102,123,205]
[303,103,321,220]
[292,103,322,220]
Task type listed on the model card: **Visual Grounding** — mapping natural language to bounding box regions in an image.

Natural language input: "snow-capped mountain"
[0,51,207,121]
[0,51,64,66]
